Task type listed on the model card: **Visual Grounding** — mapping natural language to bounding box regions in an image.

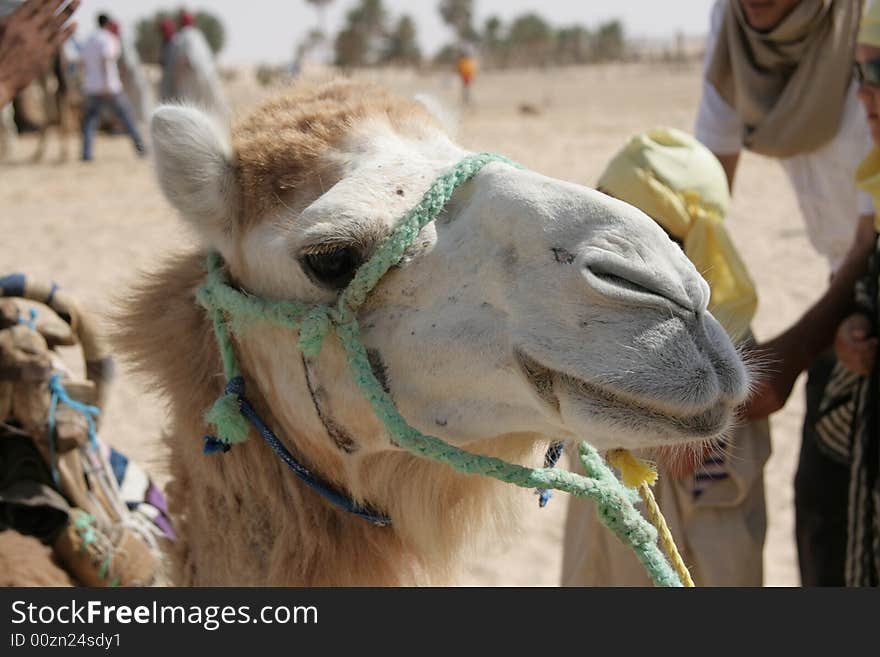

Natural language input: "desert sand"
[0,62,825,586]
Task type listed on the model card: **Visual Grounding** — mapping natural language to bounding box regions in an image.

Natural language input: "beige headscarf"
[707,0,861,158]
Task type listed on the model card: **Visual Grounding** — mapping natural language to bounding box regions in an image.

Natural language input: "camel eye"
[301,247,361,289]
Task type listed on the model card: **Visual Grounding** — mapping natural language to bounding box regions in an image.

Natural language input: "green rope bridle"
[196,152,684,587]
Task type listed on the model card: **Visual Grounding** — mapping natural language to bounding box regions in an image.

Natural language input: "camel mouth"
[513,347,731,441]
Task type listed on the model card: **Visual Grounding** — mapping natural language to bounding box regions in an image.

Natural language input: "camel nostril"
[587,267,660,299]
[583,261,695,313]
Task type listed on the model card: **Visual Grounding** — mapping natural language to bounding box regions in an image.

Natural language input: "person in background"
[457,45,476,105]
[79,12,146,161]
[107,18,154,125]
[162,8,227,116]
[562,129,770,586]
[0,0,78,107]
[814,0,880,586]
[696,0,875,586]
[158,17,176,102]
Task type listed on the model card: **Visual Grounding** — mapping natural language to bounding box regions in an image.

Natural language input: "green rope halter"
[196,152,683,587]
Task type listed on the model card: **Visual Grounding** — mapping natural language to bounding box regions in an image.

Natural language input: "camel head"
[150,80,748,475]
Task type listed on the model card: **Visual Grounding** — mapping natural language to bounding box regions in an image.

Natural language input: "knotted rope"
[607,449,695,587]
[536,441,565,507]
[196,152,693,587]
[71,510,122,587]
[47,373,100,486]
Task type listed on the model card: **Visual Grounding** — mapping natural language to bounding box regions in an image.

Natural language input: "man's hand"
[834,313,877,377]
[0,0,79,107]
[714,152,740,192]
[739,338,800,419]
[740,218,876,419]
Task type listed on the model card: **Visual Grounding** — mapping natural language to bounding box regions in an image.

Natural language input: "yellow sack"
[856,148,880,231]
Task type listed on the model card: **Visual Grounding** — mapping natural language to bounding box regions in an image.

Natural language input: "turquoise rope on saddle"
[196,152,683,587]
[47,373,101,486]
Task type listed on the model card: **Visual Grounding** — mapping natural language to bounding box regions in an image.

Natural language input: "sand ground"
[0,62,825,586]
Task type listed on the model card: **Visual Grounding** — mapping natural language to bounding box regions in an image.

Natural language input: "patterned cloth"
[0,430,173,543]
[815,239,880,586]
[102,443,174,540]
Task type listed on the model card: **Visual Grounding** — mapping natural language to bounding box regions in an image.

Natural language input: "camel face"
[151,86,748,460]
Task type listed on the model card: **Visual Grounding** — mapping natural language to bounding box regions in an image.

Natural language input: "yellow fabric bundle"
[859,0,880,47]
[607,450,658,488]
[598,128,757,342]
[855,2,880,229]
[856,148,880,230]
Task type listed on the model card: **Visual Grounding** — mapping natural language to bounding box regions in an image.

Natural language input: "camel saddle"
[0,276,171,586]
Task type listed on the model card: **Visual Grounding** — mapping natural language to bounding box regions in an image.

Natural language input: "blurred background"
[1,0,818,587]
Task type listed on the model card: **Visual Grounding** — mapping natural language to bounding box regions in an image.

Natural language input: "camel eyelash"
[300,241,357,257]
[299,227,383,259]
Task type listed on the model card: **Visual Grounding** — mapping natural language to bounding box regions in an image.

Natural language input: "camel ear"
[414,93,459,137]
[150,105,237,237]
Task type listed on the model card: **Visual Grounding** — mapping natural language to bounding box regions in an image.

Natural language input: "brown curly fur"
[232,78,439,225]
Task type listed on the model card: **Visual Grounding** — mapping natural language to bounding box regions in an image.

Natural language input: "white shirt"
[695,0,874,270]
[81,29,122,95]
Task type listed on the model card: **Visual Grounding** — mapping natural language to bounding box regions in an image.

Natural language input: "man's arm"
[0,0,79,107]
[715,152,740,192]
[742,212,876,418]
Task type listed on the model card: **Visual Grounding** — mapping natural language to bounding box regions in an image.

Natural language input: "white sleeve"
[694,0,742,155]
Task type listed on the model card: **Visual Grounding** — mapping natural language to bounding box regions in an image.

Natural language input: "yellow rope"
[607,449,695,587]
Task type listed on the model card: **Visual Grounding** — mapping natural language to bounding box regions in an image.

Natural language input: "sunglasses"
[854,58,880,87]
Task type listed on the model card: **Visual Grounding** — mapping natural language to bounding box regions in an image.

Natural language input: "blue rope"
[46,282,59,306]
[17,308,37,330]
[46,384,61,487]
[0,273,26,298]
[47,374,101,483]
[204,377,391,527]
[536,441,565,507]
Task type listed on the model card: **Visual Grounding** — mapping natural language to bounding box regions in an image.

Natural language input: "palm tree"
[305,0,334,36]
[439,0,477,44]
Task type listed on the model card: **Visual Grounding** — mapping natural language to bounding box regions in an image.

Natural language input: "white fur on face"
[156,107,749,457]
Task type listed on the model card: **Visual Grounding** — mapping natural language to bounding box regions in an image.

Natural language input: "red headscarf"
[178,10,195,28]
[159,17,176,41]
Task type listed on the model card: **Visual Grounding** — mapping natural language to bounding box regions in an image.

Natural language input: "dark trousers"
[794,350,851,586]
[81,93,145,161]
